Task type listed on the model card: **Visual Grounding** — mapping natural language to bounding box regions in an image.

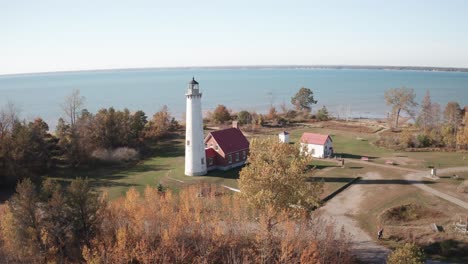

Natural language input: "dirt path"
[317,172,390,263]
[346,160,468,210]
[404,166,468,210]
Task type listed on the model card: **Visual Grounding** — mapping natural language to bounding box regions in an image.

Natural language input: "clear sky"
[2,0,468,75]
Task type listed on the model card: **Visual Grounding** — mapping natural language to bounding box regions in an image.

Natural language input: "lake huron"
[0,68,467,128]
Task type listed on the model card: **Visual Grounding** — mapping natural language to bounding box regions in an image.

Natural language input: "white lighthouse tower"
[185,77,207,176]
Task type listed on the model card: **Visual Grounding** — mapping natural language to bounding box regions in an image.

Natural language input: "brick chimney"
[232,121,239,129]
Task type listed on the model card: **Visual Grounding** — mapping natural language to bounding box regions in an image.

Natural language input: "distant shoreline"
[2,64,468,77]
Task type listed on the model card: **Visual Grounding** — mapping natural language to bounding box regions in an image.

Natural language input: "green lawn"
[284,127,468,169]
[45,125,468,200]
[47,133,241,200]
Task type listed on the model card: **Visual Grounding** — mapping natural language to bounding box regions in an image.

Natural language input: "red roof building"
[300,133,331,145]
[204,123,249,171]
[300,132,333,158]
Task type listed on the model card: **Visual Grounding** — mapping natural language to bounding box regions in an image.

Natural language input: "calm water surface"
[0,68,467,128]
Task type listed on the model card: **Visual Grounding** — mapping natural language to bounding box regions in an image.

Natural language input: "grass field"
[47,133,241,200]
[43,123,467,200]
[283,126,468,169]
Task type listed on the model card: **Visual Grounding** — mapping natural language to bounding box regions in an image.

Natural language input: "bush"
[91,147,139,163]
[285,110,298,119]
[387,243,425,264]
[236,110,252,125]
[416,134,431,147]
[317,106,330,121]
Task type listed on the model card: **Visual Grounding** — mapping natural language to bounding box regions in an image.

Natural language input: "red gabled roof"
[205,127,249,154]
[205,148,217,158]
[300,132,331,145]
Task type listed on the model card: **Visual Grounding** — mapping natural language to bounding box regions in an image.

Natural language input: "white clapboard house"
[300,132,333,158]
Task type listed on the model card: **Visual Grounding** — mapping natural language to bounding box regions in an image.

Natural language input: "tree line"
[204,87,329,128]
[0,90,179,187]
[384,87,467,149]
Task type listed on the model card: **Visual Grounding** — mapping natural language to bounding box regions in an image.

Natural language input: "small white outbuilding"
[278,131,290,143]
[300,132,333,158]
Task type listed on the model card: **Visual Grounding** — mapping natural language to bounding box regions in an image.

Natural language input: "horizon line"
[2,64,468,77]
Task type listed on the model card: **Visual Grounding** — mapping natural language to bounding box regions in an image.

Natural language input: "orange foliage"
[1,184,355,263]
[83,184,354,263]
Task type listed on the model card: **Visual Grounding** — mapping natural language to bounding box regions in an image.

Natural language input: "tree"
[144,105,174,139]
[8,178,46,260]
[317,106,330,121]
[65,178,103,248]
[0,101,20,139]
[267,106,277,120]
[417,90,441,131]
[238,137,322,212]
[61,89,85,128]
[211,104,231,124]
[387,243,425,264]
[443,102,462,147]
[291,87,317,112]
[443,102,462,127]
[457,114,468,149]
[130,110,147,141]
[384,87,417,129]
[237,110,252,125]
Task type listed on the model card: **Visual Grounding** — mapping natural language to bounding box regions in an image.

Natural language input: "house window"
[215,145,219,151]
[235,152,239,162]
[228,154,232,164]
[187,140,190,146]
[201,158,204,165]
[208,157,214,166]
[310,148,315,155]
[205,143,207,148]
[242,150,246,159]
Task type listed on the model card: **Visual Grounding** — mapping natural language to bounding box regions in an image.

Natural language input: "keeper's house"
[300,132,333,158]
[204,122,249,171]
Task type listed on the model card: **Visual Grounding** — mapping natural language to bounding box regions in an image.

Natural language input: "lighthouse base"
[185,170,207,176]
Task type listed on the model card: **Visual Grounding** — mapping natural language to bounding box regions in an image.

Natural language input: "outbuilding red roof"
[205,127,249,154]
[205,148,217,158]
[300,133,332,145]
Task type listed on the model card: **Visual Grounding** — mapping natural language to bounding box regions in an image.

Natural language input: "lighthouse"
[185,77,207,176]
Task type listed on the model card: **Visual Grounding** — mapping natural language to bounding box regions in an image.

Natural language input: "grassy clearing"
[281,125,468,170]
[44,122,467,201]
[47,133,241,200]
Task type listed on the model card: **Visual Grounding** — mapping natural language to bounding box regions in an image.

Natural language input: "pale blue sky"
[2,0,468,74]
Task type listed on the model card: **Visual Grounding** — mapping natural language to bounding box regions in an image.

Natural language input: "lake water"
[0,68,467,128]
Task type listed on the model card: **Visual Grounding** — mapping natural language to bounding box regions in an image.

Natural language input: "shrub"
[416,134,431,147]
[317,106,330,121]
[387,243,425,264]
[237,110,252,125]
[91,147,139,163]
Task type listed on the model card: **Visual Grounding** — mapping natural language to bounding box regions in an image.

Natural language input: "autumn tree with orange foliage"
[1,180,353,263]
[239,137,322,213]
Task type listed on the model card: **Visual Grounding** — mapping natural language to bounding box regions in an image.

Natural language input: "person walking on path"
[377,228,384,240]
